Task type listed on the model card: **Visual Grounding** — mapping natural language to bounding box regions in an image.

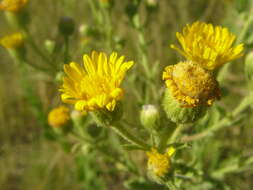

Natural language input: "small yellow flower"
[100,0,109,3]
[163,61,220,107]
[48,106,71,128]
[147,147,175,178]
[171,21,244,70]
[0,0,28,12]
[0,32,24,49]
[60,51,134,112]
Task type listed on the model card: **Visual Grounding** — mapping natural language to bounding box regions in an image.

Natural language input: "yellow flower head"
[147,147,175,178]
[0,0,28,12]
[0,32,24,49]
[163,61,220,107]
[48,106,71,128]
[60,51,134,112]
[171,21,244,70]
[100,0,109,3]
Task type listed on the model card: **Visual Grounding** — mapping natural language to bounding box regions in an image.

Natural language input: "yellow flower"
[60,51,134,112]
[0,32,24,49]
[100,0,109,3]
[0,0,28,12]
[163,61,220,107]
[48,106,71,128]
[147,147,175,178]
[171,21,244,70]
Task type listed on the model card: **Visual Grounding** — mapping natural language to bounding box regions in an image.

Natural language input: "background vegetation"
[0,0,253,189]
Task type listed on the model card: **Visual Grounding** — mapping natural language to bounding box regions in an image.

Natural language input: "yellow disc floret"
[163,61,220,107]
[171,21,244,70]
[48,106,71,128]
[60,51,134,112]
[147,147,175,178]
[0,0,28,12]
[0,32,24,49]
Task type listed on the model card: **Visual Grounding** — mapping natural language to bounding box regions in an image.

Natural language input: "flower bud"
[140,104,160,131]
[44,39,55,54]
[58,17,75,36]
[92,102,123,127]
[79,24,89,36]
[163,88,207,124]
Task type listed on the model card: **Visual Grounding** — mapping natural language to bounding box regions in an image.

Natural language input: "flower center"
[172,61,219,102]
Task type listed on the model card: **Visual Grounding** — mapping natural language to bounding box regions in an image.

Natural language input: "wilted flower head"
[147,147,175,178]
[171,21,244,70]
[60,51,134,112]
[48,106,71,128]
[163,61,220,107]
[0,0,28,12]
[0,32,24,49]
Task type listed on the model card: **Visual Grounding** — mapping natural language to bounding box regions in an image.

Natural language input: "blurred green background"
[0,0,253,189]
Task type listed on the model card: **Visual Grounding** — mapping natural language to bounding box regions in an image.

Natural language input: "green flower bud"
[79,24,89,36]
[163,89,207,124]
[58,17,75,36]
[55,71,64,83]
[44,39,55,54]
[92,102,123,127]
[140,104,160,131]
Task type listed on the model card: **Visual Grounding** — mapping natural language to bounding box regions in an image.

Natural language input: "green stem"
[110,124,150,150]
[165,181,179,190]
[22,28,56,71]
[169,124,184,144]
[64,36,70,64]
[182,94,253,142]
[237,10,253,44]
[8,49,49,72]
[88,0,102,25]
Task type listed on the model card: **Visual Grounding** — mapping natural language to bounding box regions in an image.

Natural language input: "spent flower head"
[0,0,28,12]
[48,106,71,128]
[0,32,24,49]
[60,51,134,112]
[163,61,220,108]
[171,21,244,70]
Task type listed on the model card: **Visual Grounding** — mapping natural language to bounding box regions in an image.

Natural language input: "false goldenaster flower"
[171,21,244,70]
[0,0,28,12]
[147,147,175,178]
[60,51,134,112]
[0,32,24,49]
[48,106,71,128]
